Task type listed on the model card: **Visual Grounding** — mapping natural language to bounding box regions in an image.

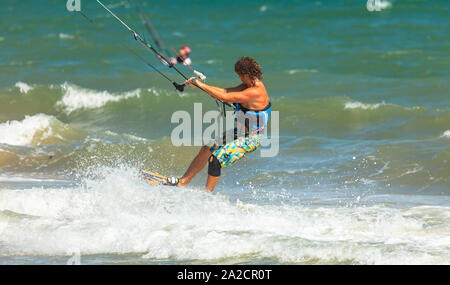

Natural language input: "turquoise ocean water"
[0,0,449,264]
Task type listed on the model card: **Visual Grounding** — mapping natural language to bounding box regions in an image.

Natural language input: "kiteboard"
[140,169,178,186]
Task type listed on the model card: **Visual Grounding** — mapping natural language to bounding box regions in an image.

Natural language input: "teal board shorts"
[207,128,260,169]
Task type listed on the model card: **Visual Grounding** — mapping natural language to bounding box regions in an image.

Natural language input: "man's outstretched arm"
[189,80,255,103]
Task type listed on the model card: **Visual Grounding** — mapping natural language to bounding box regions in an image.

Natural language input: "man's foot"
[164,177,179,186]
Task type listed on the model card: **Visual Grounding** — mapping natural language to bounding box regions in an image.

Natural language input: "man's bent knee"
[208,155,221,177]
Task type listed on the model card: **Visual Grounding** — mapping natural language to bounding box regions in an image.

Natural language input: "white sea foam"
[366,0,392,12]
[0,114,60,146]
[385,49,421,56]
[287,69,318,75]
[172,32,184,37]
[123,134,148,142]
[14,82,33,94]
[57,83,141,114]
[344,101,423,112]
[344,101,386,110]
[104,130,148,142]
[0,167,448,264]
[0,176,69,183]
[59,33,75,40]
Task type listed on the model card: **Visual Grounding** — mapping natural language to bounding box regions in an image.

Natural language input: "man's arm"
[192,80,254,103]
[196,83,245,95]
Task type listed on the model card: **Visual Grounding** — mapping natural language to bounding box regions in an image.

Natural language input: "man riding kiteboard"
[87,2,270,192]
[164,56,271,191]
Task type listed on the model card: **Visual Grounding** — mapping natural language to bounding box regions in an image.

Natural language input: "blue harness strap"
[234,102,272,132]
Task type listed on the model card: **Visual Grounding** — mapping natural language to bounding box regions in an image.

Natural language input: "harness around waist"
[234,102,271,132]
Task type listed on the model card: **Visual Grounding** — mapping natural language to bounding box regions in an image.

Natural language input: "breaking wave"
[57,83,141,114]
[14,82,33,94]
[0,114,82,146]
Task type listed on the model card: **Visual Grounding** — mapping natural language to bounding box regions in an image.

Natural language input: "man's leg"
[178,145,211,187]
[205,155,221,192]
[205,175,220,192]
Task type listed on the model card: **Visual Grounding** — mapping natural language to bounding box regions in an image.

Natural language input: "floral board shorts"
[207,128,260,168]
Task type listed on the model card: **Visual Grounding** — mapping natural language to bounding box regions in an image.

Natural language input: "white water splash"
[0,167,448,264]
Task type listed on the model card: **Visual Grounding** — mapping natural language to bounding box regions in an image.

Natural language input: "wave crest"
[0,114,82,146]
[56,83,141,114]
[14,82,33,94]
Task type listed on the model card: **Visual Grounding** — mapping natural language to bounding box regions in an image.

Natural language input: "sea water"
[0,0,449,264]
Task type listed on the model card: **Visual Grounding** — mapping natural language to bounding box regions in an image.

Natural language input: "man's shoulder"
[246,83,266,95]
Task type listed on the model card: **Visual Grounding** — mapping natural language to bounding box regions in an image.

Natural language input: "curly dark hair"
[234,57,262,82]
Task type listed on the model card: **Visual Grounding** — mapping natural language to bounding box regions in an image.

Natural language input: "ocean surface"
[0,0,449,264]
